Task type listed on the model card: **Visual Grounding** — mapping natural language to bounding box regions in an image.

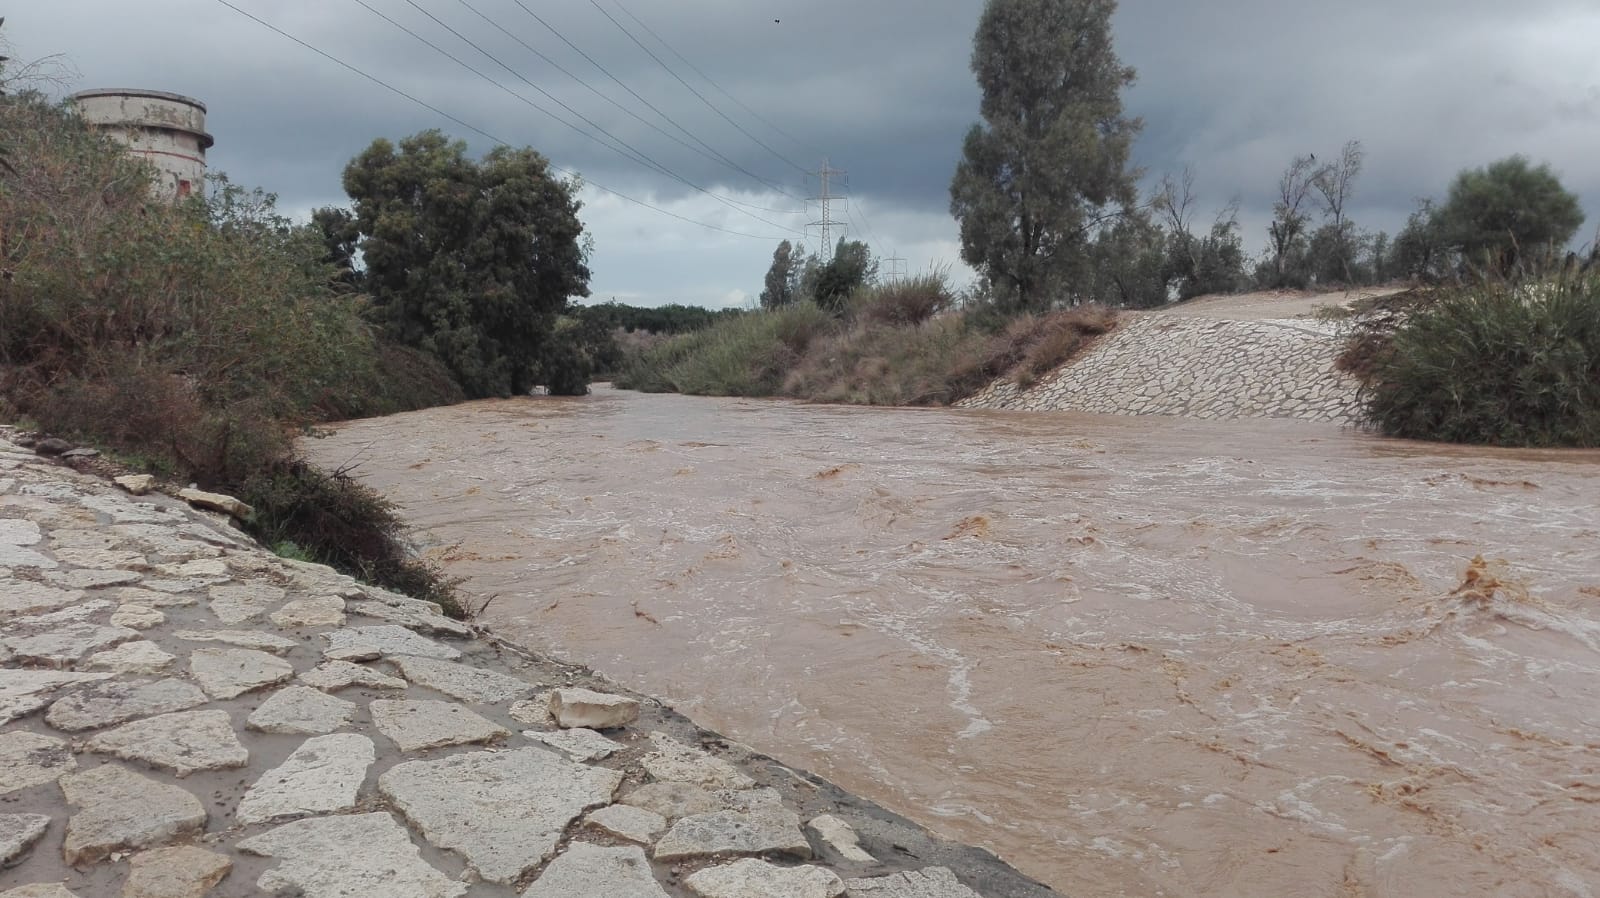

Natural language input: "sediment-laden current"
[309,387,1600,897]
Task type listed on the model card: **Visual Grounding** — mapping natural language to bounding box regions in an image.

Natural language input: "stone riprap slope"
[960,309,1364,424]
[0,433,1054,898]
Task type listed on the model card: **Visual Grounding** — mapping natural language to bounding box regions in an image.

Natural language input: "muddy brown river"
[309,387,1600,897]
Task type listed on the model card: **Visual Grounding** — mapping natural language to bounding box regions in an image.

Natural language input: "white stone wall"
[959,314,1364,424]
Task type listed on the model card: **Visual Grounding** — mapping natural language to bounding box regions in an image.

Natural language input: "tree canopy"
[949,0,1141,311]
[1435,156,1584,275]
[341,131,591,398]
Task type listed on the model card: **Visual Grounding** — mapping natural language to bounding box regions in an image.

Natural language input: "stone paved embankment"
[0,430,1054,898]
[960,311,1364,424]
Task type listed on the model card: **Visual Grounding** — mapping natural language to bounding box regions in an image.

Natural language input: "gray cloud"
[10,0,1600,307]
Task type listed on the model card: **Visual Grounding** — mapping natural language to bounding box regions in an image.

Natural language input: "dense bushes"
[0,92,462,608]
[1358,277,1600,447]
[616,274,1119,406]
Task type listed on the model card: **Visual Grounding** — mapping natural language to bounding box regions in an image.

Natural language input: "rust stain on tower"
[68,88,214,201]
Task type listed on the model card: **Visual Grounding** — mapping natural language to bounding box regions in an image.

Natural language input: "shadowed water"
[309,387,1600,897]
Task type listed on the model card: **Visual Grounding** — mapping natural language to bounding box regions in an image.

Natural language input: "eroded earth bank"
[308,388,1600,898]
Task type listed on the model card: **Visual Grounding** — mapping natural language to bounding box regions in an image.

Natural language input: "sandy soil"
[1157,286,1408,320]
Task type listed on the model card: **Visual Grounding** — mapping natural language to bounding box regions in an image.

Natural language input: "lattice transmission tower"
[808,159,848,261]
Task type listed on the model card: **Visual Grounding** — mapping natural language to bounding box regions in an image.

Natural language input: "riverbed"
[309,388,1600,897]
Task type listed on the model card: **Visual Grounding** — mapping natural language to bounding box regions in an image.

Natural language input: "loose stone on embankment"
[0,424,1058,898]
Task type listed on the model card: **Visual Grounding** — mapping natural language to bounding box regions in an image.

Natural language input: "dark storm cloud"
[10,0,1600,306]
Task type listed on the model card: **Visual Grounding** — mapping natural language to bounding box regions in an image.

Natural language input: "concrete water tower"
[67,88,214,201]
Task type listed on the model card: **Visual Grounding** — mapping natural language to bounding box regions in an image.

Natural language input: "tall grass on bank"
[616,274,1120,406]
[0,92,464,611]
[616,302,833,395]
[1360,276,1600,447]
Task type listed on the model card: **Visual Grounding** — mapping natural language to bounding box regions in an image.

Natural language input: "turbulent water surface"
[310,387,1600,897]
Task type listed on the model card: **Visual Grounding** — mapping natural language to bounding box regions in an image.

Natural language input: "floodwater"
[309,387,1600,897]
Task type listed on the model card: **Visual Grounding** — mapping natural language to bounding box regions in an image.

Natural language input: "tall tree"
[759,240,799,309]
[1264,154,1319,288]
[949,0,1141,311]
[1311,140,1364,283]
[1435,155,1584,275]
[342,131,590,397]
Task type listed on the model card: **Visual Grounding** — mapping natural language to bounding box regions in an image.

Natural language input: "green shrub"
[1361,277,1600,447]
[0,92,464,611]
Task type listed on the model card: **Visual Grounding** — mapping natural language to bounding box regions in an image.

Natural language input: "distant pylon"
[808,158,847,261]
[884,254,908,282]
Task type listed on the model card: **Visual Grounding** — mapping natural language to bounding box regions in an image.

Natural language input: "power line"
[614,1,824,161]
[503,0,806,205]
[370,0,804,236]
[588,0,811,177]
[453,0,804,210]
[210,0,788,241]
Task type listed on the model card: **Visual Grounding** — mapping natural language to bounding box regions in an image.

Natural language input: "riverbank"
[0,427,1055,897]
[958,288,1402,422]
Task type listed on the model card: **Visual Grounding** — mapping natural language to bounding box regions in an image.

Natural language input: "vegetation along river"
[308,387,1600,898]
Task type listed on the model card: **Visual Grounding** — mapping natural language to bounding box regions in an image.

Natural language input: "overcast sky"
[11,1,1600,307]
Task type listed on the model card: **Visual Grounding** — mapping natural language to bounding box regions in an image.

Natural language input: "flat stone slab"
[0,885,79,897]
[527,727,622,762]
[297,661,406,692]
[82,641,176,675]
[550,688,639,730]
[173,629,297,654]
[323,625,462,661]
[269,595,346,629]
[109,605,165,630]
[808,814,874,864]
[45,678,207,732]
[238,812,467,898]
[653,806,812,862]
[640,732,754,790]
[584,804,667,845]
[2,620,139,665]
[0,814,51,868]
[188,647,294,699]
[84,710,249,777]
[0,544,55,568]
[391,655,535,704]
[522,843,670,898]
[247,686,357,735]
[379,747,622,884]
[845,868,982,898]
[348,600,472,637]
[621,783,782,821]
[114,586,198,608]
[207,583,285,624]
[236,734,375,825]
[0,582,83,617]
[122,845,232,898]
[46,569,142,590]
[59,764,206,866]
[0,519,43,545]
[0,670,114,726]
[686,859,844,898]
[0,732,76,794]
[369,700,509,752]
